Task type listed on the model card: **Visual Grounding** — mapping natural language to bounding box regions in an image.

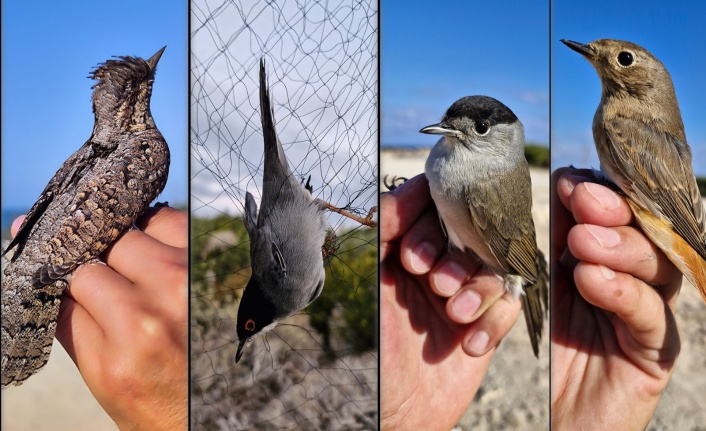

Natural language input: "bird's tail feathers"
[259,59,291,183]
[522,250,549,358]
[1,277,63,388]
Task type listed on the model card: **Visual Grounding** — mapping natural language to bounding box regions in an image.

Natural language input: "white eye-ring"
[617,50,634,68]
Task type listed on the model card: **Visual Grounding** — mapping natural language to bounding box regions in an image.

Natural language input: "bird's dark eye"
[617,51,633,67]
[474,121,490,135]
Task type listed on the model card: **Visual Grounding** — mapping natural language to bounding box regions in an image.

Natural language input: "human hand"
[551,167,681,430]
[12,206,188,431]
[380,174,522,430]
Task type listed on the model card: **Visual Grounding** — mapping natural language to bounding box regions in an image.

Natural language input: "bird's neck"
[92,100,156,140]
[601,90,686,140]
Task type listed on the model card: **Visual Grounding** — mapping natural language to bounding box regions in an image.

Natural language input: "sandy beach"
[1,340,115,430]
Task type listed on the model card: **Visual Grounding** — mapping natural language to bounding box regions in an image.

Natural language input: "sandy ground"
[1,340,116,430]
[381,147,706,430]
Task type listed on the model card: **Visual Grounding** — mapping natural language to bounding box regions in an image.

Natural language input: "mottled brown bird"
[1,47,170,388]
[562,38,706,304]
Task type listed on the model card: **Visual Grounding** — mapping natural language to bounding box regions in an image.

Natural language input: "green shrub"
[524,144,550,168]
[191,214,378,356]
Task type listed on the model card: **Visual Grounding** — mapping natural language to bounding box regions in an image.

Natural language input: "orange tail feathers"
[631,203,706,305]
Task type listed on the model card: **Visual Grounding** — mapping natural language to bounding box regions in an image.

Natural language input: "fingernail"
[411,242,436,273]
[434,261,468,295]
[584,182,621,210]
[598,265,616,280]
[467,330,489,355]
[451,289,481,319]
[584,224,621,248]
[565,174,591,192]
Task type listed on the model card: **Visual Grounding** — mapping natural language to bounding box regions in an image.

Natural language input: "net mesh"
[190,0,378,429]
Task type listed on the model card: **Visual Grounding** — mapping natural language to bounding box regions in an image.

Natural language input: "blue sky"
[381,0,549,147]
[4,0,702,216]
[552,0,706,176]
[1,1,187,212]
[190,1,377,222]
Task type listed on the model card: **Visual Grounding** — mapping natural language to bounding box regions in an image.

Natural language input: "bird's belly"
[432,192,497,268]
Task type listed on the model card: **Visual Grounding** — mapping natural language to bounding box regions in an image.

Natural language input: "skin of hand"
[551,167,681,431]
[380,174,522,430]
[10,206,188,431]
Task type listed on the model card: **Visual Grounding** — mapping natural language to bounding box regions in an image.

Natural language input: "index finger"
[570,182,634,227]
[135,206,188,248]
[551,167,578,260]
[10,215,26,238]
[380,174,431,245]
[10,207,186,250]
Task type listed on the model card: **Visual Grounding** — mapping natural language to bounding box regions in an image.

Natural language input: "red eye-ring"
[245,319,256,331]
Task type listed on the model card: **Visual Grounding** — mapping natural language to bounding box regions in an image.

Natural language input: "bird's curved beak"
[147,46,167,71]
[235,338,247,363]
[561,39,595,59]
[420,122,459,137]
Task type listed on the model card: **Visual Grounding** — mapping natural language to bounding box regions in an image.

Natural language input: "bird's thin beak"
[235,338,247,364]
[561,39,595,59]
[146,46,167,71]
[420,123,459,137]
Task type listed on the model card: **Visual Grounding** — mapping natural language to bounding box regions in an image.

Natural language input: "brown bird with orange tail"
[562,38,706,304]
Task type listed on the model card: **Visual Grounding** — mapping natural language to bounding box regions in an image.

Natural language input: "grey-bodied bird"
[1,47,170,388]
[562,38,706,305]
[422,95,548,357]
[235,59,329,363]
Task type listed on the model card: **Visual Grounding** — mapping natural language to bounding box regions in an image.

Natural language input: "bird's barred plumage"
[1,47,169,388]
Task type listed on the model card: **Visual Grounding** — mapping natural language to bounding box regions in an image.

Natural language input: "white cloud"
[520,90,549,105]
